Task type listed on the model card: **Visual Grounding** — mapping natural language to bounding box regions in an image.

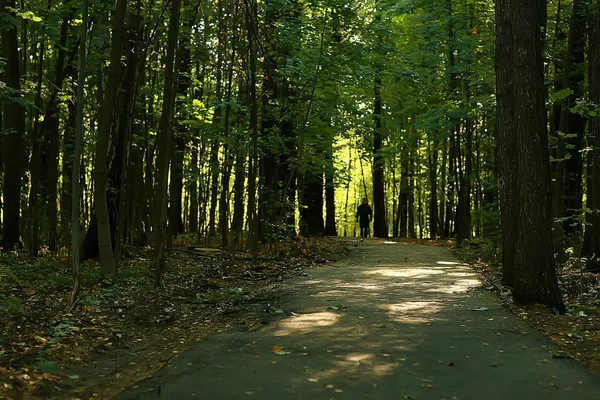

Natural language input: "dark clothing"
[356,203,373,223]
[356,203,372,239]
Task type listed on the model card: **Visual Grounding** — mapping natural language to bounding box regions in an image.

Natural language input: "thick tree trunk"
[495,0,565,311]
[1,0,26,251]
[94,0,127,276]
[299,164,324,237]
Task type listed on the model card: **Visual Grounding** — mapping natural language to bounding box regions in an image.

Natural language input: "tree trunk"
[372,74,387,238]
[245,0,259,257]
[27,26,45,256]
[456,119,473,243]
[153,0,181,285]
[69,0,88,308]
[94,0,127,276]
[562,0,587,237]
[189,143,199,234]
[1,0,26,251]
[299,163,324,237]
[495,0,565,311]
[584,4,600,268]
[428,141,438,239]
[324,136,337,236]
[408,146,416,239]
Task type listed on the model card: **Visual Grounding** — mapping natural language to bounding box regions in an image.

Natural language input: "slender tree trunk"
[189,143,199,234]
[372,74,387,238]
[153,0,181,285]
[343,155,352,237]
[495,0,565,311]
[562,0,587,237]
[584,4,600,267]
[439,137,448,237]
[428,141,438,239]
[399,151,409,238]
[245,0,259,258]
[69,0,88,308]
[408,146,416,239]
[324,136,337,236]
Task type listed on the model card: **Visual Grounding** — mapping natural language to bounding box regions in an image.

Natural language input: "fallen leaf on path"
[472,307,489,311]
[272,345,291,355]
[307,378,319,383]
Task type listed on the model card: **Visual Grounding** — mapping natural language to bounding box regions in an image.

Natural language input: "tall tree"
[153,0,182,285]
[94,0,127,276]
[1,0,26,251]
[495,0,565,310]
[583,2,600,264]
[372,4,387,238]
[69,0,89,308]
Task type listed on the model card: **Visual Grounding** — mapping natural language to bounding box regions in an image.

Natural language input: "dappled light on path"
[275,311,341,336]
[117,241,600,400]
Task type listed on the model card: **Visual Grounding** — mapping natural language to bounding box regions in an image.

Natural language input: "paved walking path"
[117,240,600,399]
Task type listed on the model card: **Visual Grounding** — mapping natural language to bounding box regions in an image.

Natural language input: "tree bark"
[245,0,259,257]
[428,141,438,239]
[584,3,600,267]
[94,0,127,276]
[1,0,26,251]
[153,0,181,285]
[372,75,387,238]
[495,0,565,311]
[324,136,337,236]
[69,0,88,308]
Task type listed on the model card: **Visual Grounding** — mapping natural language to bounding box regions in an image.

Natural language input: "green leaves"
[36,360,58,375]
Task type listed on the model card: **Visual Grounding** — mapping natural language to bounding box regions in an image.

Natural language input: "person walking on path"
[356,197,372,241]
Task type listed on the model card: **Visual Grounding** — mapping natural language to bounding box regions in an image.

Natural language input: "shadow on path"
[117,240,600,399]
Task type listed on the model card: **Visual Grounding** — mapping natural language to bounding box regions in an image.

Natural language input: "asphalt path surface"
[117,239,600,400]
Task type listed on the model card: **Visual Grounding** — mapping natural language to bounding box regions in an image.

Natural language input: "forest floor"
[115,239,600,400]
[0,238,348,399]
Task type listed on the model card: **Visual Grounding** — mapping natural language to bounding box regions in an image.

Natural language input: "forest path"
[117,240,600,400]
